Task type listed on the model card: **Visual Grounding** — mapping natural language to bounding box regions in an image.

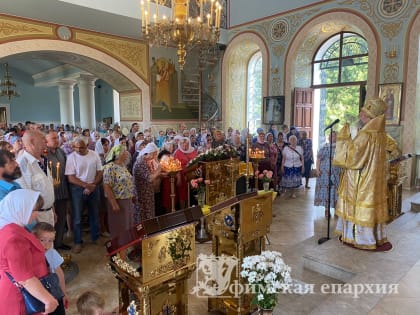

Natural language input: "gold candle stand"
[168,170,180,212]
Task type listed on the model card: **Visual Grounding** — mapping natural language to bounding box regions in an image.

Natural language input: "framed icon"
[378,83,402,125]
[263,96,285,124]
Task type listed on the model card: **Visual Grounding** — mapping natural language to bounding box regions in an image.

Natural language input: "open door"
[293,88,314,138]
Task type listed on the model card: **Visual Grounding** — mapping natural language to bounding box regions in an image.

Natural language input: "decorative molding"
[377,0,409,18]
[74,31,149,83]
[270,19,289,42]
[381,22,402,39]
[0,16,53,40]
[383,63,399,83]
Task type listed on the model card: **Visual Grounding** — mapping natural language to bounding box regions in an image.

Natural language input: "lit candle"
[48,160,52,172]
[210,0,215,26]
[216,3,221,28]
[141,0,145,27]
[207,13,210,27]
[56,162,60,183]
[200,0,204,21]
[145,11,149,33]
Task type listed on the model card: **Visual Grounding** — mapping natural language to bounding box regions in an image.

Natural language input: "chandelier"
[141,0,222,70]
[0,63,19,100]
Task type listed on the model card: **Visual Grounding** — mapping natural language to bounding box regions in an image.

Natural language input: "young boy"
[76,291,116,315]
[33,222,68,315]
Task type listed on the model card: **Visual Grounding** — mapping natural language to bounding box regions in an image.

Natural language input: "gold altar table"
[206,192,273,315]
[106,207,202,315]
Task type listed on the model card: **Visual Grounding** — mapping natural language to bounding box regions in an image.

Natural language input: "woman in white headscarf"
[0,189,59,314]
[132,143,163,223]
[173,137,198,209]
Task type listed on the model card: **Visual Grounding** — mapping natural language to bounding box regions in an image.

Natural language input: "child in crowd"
[33,222,68,315]
[77,291,117,315]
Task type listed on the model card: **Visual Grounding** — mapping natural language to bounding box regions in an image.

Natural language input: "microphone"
[324,119,340,131]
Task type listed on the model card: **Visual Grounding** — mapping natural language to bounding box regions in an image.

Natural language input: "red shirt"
[0,224,48,315]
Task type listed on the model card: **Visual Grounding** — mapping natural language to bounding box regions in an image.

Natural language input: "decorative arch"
[222,32,269,130]
[284,10,379,123]
[404,11,420,185]
[0,14,150,125]
[0,39,150,124]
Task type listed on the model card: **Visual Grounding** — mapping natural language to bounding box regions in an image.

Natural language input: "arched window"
[312,32,368,86]
[247,51,262,134]
[311,32,368,149]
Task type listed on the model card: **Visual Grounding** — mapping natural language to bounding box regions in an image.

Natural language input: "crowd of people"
[0,96,399,313]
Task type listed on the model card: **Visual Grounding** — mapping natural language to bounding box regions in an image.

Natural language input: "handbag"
[5,271,64,315]
[310,168,318,178]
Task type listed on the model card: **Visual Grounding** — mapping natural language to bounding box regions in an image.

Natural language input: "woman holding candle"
[251,129,272,189]
[173,137,198,209]
[133,143,163,222]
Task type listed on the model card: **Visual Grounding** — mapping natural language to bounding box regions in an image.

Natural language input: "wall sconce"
[384,45,398,59]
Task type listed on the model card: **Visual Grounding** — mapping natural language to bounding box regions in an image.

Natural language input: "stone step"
[303,254,356,283]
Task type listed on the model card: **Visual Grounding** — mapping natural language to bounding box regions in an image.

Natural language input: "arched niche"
[222,32,269,131]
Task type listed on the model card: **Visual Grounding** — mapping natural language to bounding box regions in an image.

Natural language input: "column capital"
[58,79,76,88]
[77,74,97,86]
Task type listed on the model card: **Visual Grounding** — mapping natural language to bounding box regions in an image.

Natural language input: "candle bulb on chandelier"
[210,0,215,26]
[216,5,220,28]
[200,0,204,21]
[141,0,145,27]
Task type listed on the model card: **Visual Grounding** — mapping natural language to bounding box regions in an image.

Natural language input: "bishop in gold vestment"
[333,98,389,249]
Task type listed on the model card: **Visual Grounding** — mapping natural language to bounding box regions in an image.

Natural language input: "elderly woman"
[0,190,59,314]
[174,137,198,209]
[133,143,162,223]
[102,144,135,239]
[280,135,304,198]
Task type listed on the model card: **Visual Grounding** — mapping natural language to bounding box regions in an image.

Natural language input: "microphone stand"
[318,127,334,245]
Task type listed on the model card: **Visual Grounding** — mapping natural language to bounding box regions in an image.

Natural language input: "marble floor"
[63,179,420,314]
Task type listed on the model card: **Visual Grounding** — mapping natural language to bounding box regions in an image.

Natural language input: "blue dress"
[314,143,341,207]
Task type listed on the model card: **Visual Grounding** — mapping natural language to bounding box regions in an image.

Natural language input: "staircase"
[182,72,201,116]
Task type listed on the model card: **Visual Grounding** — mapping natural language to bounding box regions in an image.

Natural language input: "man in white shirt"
[16,130,56,226]
[65,136,103,254]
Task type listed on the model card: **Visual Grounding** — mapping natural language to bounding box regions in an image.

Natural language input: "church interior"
[1,0,420,314]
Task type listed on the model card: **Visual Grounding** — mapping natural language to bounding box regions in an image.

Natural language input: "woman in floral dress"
[102,144,135,239]
[314,131,341,218]
[266,133,278,190]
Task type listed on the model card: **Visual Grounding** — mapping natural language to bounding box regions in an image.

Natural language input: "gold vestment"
[333,114,388,228]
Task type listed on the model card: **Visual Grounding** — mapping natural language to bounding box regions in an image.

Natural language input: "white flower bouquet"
[240,250,292,310]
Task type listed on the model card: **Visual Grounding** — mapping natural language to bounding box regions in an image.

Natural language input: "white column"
[58,80,76,126]
[77,74,97,129]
